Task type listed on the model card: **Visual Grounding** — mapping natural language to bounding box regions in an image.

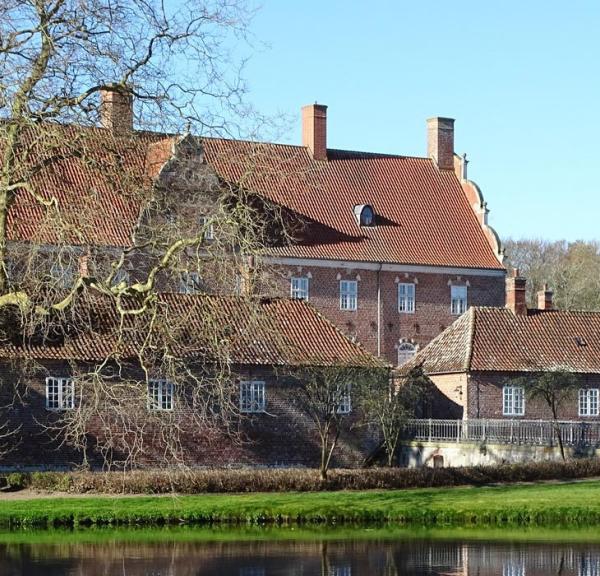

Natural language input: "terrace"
[403,419,600,447]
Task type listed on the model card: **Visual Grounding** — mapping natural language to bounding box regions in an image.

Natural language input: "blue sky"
[235,1,599,241]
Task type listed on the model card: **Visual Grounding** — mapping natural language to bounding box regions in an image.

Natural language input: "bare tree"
[0,0,301,469]
[510,369,580,461]
[289,365,385,481]
[362,366,430,467]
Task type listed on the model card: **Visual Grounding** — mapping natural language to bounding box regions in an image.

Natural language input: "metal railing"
[403,418,600,447]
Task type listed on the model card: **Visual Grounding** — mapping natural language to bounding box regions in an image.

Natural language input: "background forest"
[504,239,600,310]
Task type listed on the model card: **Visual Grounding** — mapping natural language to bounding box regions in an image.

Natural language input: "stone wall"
[400,440,600,468]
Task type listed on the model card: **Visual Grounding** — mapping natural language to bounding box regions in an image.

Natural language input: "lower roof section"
[1,294,384,369]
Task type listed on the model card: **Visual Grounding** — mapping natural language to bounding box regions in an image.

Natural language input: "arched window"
[398,342,416,366]
[353,204,375,227]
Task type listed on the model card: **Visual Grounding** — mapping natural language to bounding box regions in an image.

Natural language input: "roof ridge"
[474,306,600,316]
[201,135,432,161]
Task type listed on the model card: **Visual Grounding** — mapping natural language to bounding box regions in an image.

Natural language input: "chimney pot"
[427,117,455,170]
[506,269,528,316]
[302,104,327,161]
[100,86,133,133]
[537,284,554,310]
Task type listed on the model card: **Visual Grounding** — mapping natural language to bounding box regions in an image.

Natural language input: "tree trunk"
[319,465,327,482]
[551,405,566,461]
[319,432,328,481]
[554,420,566,461]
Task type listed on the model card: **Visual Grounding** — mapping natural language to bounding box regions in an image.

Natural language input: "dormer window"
[353,204,375,227]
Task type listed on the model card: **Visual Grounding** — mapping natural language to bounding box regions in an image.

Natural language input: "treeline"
[503,239,600,311]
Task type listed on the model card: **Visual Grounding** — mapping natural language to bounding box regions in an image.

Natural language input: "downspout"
[376,263,383,357]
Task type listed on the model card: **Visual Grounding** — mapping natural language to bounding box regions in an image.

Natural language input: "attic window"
[353,204,375,227]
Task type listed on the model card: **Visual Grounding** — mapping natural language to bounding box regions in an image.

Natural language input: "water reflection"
[1,535,600,575]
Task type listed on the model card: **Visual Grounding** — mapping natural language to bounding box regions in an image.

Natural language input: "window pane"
[148,380,174,411]
[340,281,357,310]
[291,277,308,300]
[398,343,416,366]
[46,377,74,410]
[336,384,352,414]
[503,386,524,416]
[451,285,468,315]
[240,381,266,413]
[398,283,415,313]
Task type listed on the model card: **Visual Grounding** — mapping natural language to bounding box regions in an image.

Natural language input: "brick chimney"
[537,284,554,310]
[427,117,455,170]
[302,104,327,161]
[100,87,133,133]
[506,268,528,316]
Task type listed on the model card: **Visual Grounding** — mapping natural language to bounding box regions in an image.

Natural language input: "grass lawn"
[1,479,600,528]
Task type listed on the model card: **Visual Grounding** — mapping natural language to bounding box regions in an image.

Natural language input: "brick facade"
[466,371,600,421]
[0,362,376,470]
[429,371,600,421]
[271,262,506,365]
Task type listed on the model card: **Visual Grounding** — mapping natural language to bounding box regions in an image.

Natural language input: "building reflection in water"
[1,537,600,575]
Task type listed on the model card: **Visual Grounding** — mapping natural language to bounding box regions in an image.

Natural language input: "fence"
[403,418,600,447]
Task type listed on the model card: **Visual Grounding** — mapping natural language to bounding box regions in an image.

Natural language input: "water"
[1,528,600,575]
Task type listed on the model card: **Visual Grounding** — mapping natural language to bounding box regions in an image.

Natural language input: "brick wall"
[467,371,600,420]
[430,373,467,418]
[0,361,376,470]
[272,263,505,365]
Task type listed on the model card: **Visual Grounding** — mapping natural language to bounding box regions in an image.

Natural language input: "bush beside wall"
[2,459,600,494]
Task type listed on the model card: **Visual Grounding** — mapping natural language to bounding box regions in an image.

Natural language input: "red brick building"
[407,273,600,421]
[198,105,507,366]
[0,294,384,469]
[5,94,506,368]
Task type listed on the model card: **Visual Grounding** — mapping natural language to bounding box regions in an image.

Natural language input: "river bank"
[1,478,600,528]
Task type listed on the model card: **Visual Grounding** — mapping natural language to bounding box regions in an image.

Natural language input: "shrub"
[30,472,72,492]
[5,458,600,494]
[5,472,29,491]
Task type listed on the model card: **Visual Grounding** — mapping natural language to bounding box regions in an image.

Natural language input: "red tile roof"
[202,139,505,269]
[405,307,600,375]
[6,124,504,270]
[6,125,167,246]
[1,294,383,368]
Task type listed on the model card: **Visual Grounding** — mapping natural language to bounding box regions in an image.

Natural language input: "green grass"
[2,479,600,528]
[5,525,600,546]
[4,525,600,546]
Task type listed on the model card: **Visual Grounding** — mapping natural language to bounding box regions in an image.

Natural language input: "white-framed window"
[45,377,74,410]
[579,388,599,417]
[199,216,214,240]
[179,271,202,294]
[336,384,352,414]
[398,283,415,313]
[451,284,468,315]
[290,277,309,300]
[339,280,358,311]
[148,379,174,411]
[503,386,525,416]
[398,342,416,366]
[111,267,130,287]
[240,380,266,413]
[50,259,75,289]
